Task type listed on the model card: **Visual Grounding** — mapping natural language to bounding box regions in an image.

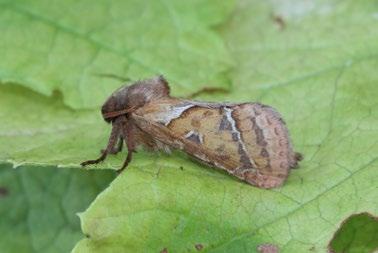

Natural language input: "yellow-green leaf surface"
[0,163,115,253]
[73,0,378,252]
[0,0,234,109]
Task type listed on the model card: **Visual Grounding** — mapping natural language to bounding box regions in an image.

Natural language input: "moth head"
[101,75,170,122]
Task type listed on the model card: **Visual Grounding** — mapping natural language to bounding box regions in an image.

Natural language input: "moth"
[81,76,302,189]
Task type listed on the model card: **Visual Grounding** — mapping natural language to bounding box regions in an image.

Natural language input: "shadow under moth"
[81,76,302,189]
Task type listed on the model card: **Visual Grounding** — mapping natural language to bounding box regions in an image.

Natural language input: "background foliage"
[1,0,377,252]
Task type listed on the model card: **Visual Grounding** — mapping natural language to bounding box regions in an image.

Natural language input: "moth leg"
[117,122,137,174]
[113,137,124,154]
[102,137,123,155]
[81,120,121,167]
[117,150,133,174]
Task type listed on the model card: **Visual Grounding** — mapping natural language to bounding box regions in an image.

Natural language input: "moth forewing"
[131,99,300,189]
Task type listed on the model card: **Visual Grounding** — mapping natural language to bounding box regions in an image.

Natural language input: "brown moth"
[81,76,302,189]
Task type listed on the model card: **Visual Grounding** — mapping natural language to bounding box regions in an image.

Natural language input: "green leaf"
[73,0,378,252]
[328,213,378,253]
[0,163,115,253]
[0,0,234,109]
[0,84,103,167]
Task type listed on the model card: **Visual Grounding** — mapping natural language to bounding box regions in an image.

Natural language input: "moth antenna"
[103,107,136,120]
